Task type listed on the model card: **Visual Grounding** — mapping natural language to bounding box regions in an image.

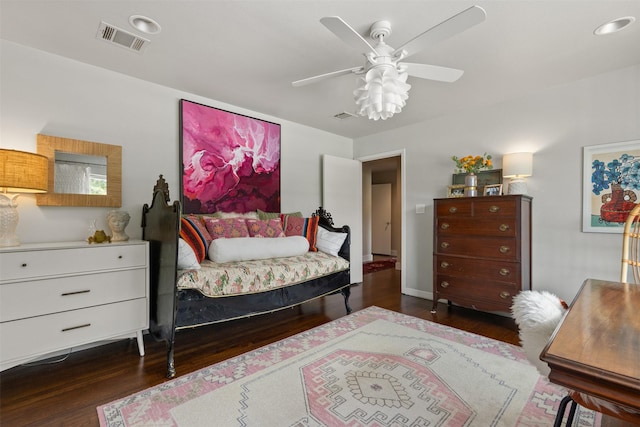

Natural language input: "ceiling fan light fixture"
[594,16,635,35]
[354,66,411,120]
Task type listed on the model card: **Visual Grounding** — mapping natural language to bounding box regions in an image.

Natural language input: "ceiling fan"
[292,5,487,120]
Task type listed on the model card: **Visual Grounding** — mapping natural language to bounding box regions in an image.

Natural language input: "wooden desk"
[541,278,640,420]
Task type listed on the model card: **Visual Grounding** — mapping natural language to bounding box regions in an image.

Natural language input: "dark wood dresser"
[432,195,532,313]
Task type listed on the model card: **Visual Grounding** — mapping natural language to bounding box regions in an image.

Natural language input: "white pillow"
[209,236,309,263]
[316,226,348,257]
[177,238,201,270]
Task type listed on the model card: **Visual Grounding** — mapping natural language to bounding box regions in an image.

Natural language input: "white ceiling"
[1,1,640,139]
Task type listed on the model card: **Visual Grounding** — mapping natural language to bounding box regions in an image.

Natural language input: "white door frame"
[357,149,406,294]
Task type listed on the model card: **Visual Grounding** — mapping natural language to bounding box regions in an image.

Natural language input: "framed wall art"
[452,169,502,194]
[583,139,640,233]
[180,99,281,214]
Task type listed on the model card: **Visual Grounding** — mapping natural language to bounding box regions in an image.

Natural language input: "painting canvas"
[180,99,281,214]
[583,140,640,233]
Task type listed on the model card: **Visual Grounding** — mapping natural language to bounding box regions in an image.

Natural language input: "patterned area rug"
[363,258,397,274]
[98,306,600,426]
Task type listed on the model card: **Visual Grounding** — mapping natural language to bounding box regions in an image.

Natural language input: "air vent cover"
[333,111,357,120]
[96,21,149,53]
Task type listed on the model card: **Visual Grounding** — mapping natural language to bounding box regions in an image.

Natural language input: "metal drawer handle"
[499,246,511,254]
[489,205,500,213]
[440,222,450,230]
[499,291,511,299]
[61,323,91,332]
[440,281,450,288]
[499,268,510,276]
[499,224,510,232]
[440,261,449,269]
[440,242,450,249]
[448,206,457,214]
[61,290,91,297]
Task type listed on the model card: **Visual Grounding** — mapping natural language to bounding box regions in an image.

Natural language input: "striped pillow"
[179,216,211,262]
[281,215,319,251]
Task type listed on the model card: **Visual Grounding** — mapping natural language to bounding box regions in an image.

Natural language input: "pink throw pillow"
[246,219,286,238]
[281,215,319,251]
[203,217,249,240]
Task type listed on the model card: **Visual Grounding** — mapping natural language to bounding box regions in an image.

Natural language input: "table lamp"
[503,152,533,195]
[0,149,49,247]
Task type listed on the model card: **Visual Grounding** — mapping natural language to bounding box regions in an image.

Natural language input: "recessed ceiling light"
[594,16,635,35]
[129,15,161,35]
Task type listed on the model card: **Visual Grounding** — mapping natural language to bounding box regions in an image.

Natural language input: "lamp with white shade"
[0,149,48,247]
[503,152,533,195]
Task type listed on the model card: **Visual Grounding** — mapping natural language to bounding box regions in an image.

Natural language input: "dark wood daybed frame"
[141,176,352,378]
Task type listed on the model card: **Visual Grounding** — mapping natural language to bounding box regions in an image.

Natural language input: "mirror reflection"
[54,151,107,195]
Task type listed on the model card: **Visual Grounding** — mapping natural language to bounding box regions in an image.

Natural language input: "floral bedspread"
[177,252,349,297]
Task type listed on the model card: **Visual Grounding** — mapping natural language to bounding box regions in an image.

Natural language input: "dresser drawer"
[0,298,147,366]
[434,274,518,310]
[435,200,473,217]
[435,256,520,282]
[435,235,519,260]
[0,269,147,322]
[0,243,147,282]
[473,198,518,216]
[436,217,517,237]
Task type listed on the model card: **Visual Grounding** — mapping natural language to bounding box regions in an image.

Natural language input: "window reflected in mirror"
[54,151,107,195]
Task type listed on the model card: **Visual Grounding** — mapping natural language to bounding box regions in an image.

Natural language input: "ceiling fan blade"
[393,5,486,59]
[320,16,378,55]
[403,63,464,82]
[292,66,363,87]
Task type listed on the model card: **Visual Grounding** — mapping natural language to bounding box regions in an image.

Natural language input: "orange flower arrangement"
[452,153,493,174]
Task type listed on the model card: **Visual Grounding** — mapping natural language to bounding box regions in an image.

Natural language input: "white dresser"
[0,240,149,371]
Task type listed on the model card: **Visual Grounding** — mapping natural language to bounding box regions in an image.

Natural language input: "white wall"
[354,64,640,302]
[0,41,352,244]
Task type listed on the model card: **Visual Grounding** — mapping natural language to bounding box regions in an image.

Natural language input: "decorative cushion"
[212,211,259,219]
[208,236,309,263]
[511,290,568,376]
[177,238,201,270]
[281,215,319,251]
[257,209,302,220]
[316,226,347,257]
[246,219,286,238]
[203,217,250,240]
[179,216,210,262]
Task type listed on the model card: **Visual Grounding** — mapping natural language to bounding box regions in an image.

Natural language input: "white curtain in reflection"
[54,163,91,194]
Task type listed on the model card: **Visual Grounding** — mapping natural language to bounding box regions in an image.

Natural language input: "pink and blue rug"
[98,306,600,426]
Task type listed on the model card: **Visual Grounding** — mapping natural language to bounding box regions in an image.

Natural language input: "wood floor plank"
[0,269,519,426]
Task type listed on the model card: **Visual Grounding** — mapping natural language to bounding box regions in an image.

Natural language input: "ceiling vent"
[96,21,150,53]
[333,111,357,120]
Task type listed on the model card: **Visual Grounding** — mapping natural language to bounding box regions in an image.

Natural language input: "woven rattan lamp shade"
[0,149,48,193]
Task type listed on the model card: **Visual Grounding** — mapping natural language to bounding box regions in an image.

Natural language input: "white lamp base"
[0,193,21,247]
[507,178,528,195]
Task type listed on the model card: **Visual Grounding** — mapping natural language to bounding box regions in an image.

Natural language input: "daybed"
[141,176,352,378]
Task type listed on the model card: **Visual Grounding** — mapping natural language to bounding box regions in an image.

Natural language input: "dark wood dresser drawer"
[436,217,517,237]
[435,256,520,281]
[434,274,518,311]
[435,236,519,260]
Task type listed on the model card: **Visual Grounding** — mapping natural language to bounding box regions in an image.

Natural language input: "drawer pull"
[448,206,457,214]
[499,224,510,232]
[499,291,511,299]
[440,261,450,269]
[440,281,450,288]
[499,246,511,254]
[489,205,500,213]
[440,242,450,249]
[499,268,510,276]
[61,290,91,296]
[62,323,91,332]
[440,222,450,230]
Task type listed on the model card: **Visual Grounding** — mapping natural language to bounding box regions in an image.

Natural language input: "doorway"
[360,150,405,293]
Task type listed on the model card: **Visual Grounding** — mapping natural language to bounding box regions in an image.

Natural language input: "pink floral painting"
[180,100,281,214]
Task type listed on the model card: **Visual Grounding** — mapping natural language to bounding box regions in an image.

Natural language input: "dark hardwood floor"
[0,268,519,426]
